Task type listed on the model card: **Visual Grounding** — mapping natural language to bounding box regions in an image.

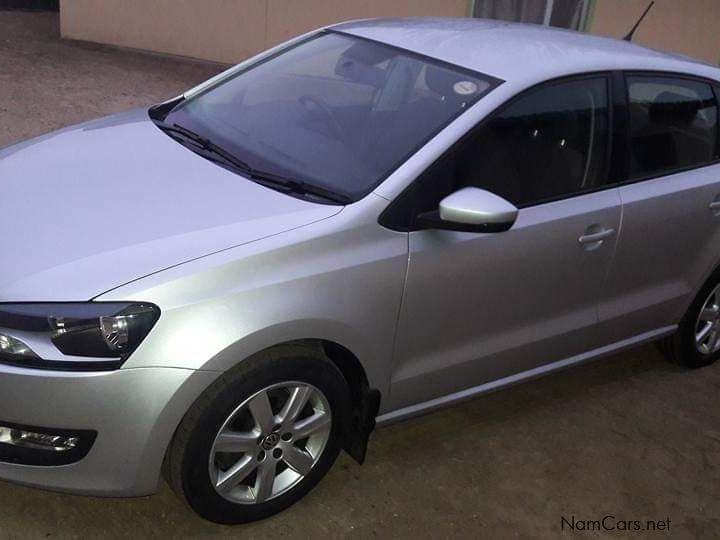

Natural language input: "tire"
[665,270,720,368]
[164,343,350,524]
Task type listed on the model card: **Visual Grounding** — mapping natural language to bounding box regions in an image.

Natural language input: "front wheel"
[164,345,350,524]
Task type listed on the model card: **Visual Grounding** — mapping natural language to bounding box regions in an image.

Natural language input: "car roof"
[332,17,720,88]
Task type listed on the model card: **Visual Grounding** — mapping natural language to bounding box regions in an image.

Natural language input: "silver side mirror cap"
[418,187,518,233]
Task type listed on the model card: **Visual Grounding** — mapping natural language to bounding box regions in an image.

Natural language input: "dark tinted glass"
[412,77,609,213]
[164,32,495,202]
[381,78,610,229]
[627,76,718,179]
[468,77,609,206]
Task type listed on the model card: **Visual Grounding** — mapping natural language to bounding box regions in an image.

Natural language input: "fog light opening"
[0,426,79,452]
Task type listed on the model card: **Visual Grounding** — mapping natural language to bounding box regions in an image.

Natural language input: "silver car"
[1,17,720,523]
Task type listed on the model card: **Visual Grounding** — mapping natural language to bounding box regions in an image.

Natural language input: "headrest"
[335,57,386,87]
[649,91,700,127]
[334,41,392,88]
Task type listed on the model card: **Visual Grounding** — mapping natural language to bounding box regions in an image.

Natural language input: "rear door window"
[627,75,719,179]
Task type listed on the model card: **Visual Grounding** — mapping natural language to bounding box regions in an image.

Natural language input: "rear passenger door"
[598,74,720,343]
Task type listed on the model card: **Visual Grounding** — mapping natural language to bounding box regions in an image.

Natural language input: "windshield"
[161,32,497,202]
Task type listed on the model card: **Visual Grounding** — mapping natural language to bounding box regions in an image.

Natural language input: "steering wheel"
[298,95,345,143]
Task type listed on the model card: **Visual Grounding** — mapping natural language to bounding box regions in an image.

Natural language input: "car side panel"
[98,196,408,412]
[597,163,720,342]
[388,188,622,411]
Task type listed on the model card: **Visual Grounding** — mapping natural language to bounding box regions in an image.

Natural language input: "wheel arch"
[195,323,384,463]
[681,259,720,320]
[198,319,387,397]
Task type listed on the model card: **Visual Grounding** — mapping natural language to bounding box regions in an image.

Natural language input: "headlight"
[0,303,160,370]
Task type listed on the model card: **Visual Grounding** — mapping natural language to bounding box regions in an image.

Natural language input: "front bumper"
[0,363,219,496]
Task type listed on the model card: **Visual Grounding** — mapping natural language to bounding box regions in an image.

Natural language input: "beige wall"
[588,0,720,64]
[60,0,720,66]
[60,0,467,65]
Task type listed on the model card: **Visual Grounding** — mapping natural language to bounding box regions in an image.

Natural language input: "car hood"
[0,109,342,301]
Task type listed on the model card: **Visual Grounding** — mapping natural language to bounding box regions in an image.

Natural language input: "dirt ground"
[1,10,719,539]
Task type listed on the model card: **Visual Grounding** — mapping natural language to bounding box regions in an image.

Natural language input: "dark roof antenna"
[624,1,655,41]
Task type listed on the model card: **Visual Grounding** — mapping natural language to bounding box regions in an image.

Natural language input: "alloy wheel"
[694,283,720,355]
[208,381,332,504]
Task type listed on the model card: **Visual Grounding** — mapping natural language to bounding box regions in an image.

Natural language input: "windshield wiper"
[249,173,352,205]
[155,121,253,172]
[154,121,350,205]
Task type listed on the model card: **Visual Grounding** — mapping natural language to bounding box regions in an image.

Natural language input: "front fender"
[200,318,387,397]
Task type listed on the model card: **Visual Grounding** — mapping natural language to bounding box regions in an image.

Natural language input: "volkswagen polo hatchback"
[1,18,720,523]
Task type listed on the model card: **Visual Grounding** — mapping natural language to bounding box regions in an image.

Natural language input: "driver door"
[384,75,622,411]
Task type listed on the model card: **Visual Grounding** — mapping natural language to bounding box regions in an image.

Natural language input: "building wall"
[59,0,467,65]
[59,0,720,67]
[588,0,720,64]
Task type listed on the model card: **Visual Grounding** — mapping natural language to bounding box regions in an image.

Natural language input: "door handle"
[709,201,720,210]
[578,228,615,244]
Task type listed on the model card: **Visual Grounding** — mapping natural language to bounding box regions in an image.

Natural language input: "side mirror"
[417,187,518,233]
